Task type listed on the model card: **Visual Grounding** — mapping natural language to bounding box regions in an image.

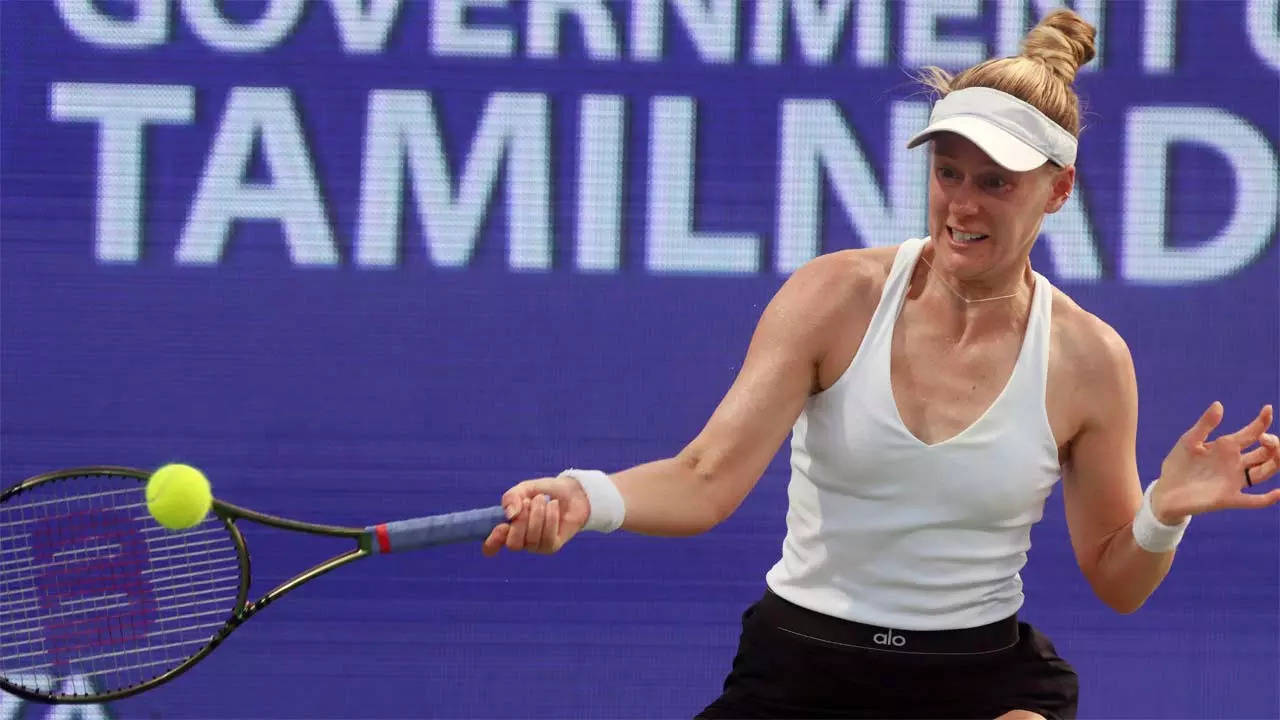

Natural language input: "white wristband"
[559,468,625,533]
[1132,480,1190,553]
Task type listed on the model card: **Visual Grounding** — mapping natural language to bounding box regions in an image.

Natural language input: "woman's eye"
[983,176,1008,189]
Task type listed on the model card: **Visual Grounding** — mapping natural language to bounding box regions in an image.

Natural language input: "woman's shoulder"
[1047,286,1135,383]
[776,244,908,329]
[790,244,902,300]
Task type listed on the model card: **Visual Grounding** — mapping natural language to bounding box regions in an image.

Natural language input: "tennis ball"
[146,464,213,530]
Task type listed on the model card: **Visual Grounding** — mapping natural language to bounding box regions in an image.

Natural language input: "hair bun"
[1021,9,1097,83]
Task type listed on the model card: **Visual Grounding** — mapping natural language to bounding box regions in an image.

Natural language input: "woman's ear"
[1044,165,1076,214]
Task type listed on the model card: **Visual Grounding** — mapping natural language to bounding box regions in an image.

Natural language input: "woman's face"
[927,133,1075,283]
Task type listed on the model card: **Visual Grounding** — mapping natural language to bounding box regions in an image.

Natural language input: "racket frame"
[0,467,383,704]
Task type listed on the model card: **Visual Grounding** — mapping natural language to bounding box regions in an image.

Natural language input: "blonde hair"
[918,9,1097,137]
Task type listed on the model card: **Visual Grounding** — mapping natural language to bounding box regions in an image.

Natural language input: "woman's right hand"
[481,474,591,556]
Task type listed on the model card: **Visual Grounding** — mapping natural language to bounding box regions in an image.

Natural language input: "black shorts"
[697,590,1078,719]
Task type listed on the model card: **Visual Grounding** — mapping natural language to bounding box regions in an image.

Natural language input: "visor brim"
[906,116,1050,172]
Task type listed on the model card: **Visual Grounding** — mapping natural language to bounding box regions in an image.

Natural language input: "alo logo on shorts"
[873,629,907,647]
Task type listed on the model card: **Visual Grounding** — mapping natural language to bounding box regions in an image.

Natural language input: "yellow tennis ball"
[146,464,212,530]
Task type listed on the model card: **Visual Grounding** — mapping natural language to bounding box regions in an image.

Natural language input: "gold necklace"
[919,255,1023,304]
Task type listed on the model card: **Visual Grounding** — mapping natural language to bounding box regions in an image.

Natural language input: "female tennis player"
[481,9,1280,719]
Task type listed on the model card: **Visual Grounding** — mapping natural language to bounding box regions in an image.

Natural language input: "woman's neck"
[913,246,1036,339]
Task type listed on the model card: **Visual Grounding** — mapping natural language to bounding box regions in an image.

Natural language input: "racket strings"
[0,527,231,581]
[0,473,240,698]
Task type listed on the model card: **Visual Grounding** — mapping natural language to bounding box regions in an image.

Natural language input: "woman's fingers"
[1184,401,1225,446]
[1237,432,1279,491]
[532,497,563,550]
[525,494,547,549]
[1244,457,1278,489]
[1241,434,1279,467]
[482,524,510,557]
[502,479,546,519]
[1244,440,1274,484]
[487,476,582,556]
[1231,487,1280,509]
[505,497,530,551]
[537,498,561,553]
[1223,404,1274,448]
[487,494,564,555]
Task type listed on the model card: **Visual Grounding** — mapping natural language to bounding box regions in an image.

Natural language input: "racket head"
[0,466,248,703]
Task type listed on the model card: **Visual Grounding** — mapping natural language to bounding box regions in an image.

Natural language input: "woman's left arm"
[1059,319,1280,614]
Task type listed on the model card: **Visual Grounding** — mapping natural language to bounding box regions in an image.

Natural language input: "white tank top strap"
[860,237,927,351]
[1028,269,1053,380]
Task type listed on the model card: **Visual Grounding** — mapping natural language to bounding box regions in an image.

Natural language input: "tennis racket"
[0,466,505,704]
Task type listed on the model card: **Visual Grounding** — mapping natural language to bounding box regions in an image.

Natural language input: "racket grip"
[368,506,507,553]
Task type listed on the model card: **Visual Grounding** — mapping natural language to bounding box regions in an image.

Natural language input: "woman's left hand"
[1151,402,1280,524]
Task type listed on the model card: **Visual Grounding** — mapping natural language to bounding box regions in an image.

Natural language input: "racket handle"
[367,506,507,553]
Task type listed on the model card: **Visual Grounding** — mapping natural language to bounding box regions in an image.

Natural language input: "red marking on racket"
[375,523,391,553]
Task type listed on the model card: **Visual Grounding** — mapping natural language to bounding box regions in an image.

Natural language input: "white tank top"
[764,237,1062,630]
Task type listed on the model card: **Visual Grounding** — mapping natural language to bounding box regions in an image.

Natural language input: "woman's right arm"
[482,252,866,556]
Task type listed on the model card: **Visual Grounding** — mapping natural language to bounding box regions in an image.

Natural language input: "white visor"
[906,87,1078,172]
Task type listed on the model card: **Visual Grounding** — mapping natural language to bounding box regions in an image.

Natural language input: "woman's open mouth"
[948,226,989,244]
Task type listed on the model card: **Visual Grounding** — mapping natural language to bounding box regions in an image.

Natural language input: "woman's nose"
[948,183,981,217]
